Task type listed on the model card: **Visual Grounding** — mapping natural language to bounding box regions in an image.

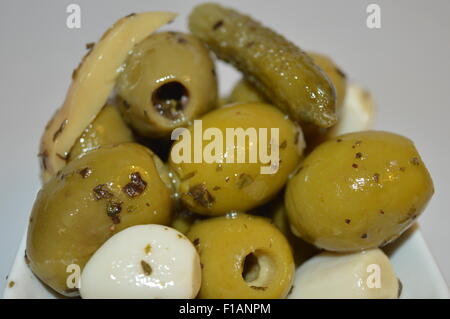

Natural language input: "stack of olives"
[26,3,433,299]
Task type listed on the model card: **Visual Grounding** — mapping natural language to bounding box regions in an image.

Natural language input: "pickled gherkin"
[189,3,337,128]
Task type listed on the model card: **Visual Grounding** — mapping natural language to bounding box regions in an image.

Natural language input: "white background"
[0,0,449,293]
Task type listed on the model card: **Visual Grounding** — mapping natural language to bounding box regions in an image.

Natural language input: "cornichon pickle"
[189,3,336,128]
[69,103,134,161]
[27,143,172,296]
[307,52,347,111]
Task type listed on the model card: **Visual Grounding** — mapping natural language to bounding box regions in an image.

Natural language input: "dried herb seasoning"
[93,184,113,200]
[141,260,153,276]
[123,172,147,198]
[236,173,254,189]
[187,184,215,208]
[53,119,68,141]
[78,167,92,178]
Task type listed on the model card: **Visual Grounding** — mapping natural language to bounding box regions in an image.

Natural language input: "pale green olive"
[116,32,218,137]
[69,103,134,161]
[285,131,434,252]
[27,143,173,296]
[169,102,304,216]
[187,213,294,299]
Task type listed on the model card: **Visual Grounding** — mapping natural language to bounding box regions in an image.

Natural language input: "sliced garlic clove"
[80,225,201,299]
[40,11,176,183]
[289,248,399,299]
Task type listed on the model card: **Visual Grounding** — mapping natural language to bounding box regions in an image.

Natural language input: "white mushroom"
[80,225,201,299]
[289,249,400,299]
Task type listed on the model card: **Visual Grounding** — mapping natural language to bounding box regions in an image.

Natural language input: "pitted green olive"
[116,31,218,137]
[187,213,294,299]
[285,131,434,252]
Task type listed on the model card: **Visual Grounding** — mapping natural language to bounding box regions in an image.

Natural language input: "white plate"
[2,1,449,299]
[3,223,449,299]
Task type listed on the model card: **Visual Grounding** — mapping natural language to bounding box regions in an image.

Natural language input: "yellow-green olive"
[169,102,304,216]
[27,143,173,296]
[268,197,318,265]
[228,78,267,104]
[69,103,134,161]
[170,210,199,234]
[285,131,434,252]
[187,213,294,299]
[116,32,218,137]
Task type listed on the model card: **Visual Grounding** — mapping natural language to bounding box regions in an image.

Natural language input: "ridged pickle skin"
[169,103,303,216]
[285,131,434,252]
[27,143,172,296]
[228,52,346,109]
[69,104,134,161]
[308,52,347,111]
[116,31,218,137]
[187,214,295,299]
[189,3,336,128]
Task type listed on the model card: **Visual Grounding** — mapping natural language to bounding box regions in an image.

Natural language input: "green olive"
[27,143,173,296]
[169,102,304,216]
[116,31,218,137]
[228,78,267,104]
[187,213,294,298]
[268,197,318,265]
[285,131,434,252]
[170,210,199,234]
[69,103,134,161]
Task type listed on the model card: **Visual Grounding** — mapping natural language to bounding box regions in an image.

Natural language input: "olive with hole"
[27,143,172,296]
[285,131,434,252]
[187,213,294,298]
[169,102,304,216]
[69,103,134,161]
[116,31,218,137]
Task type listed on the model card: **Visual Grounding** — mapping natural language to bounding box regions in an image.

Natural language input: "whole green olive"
[27,143,173,296]
[116,31,218,137]
[69,103,134,161]
[169,102,304,216]
[285,131,434,252]
[228,78,267,104]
